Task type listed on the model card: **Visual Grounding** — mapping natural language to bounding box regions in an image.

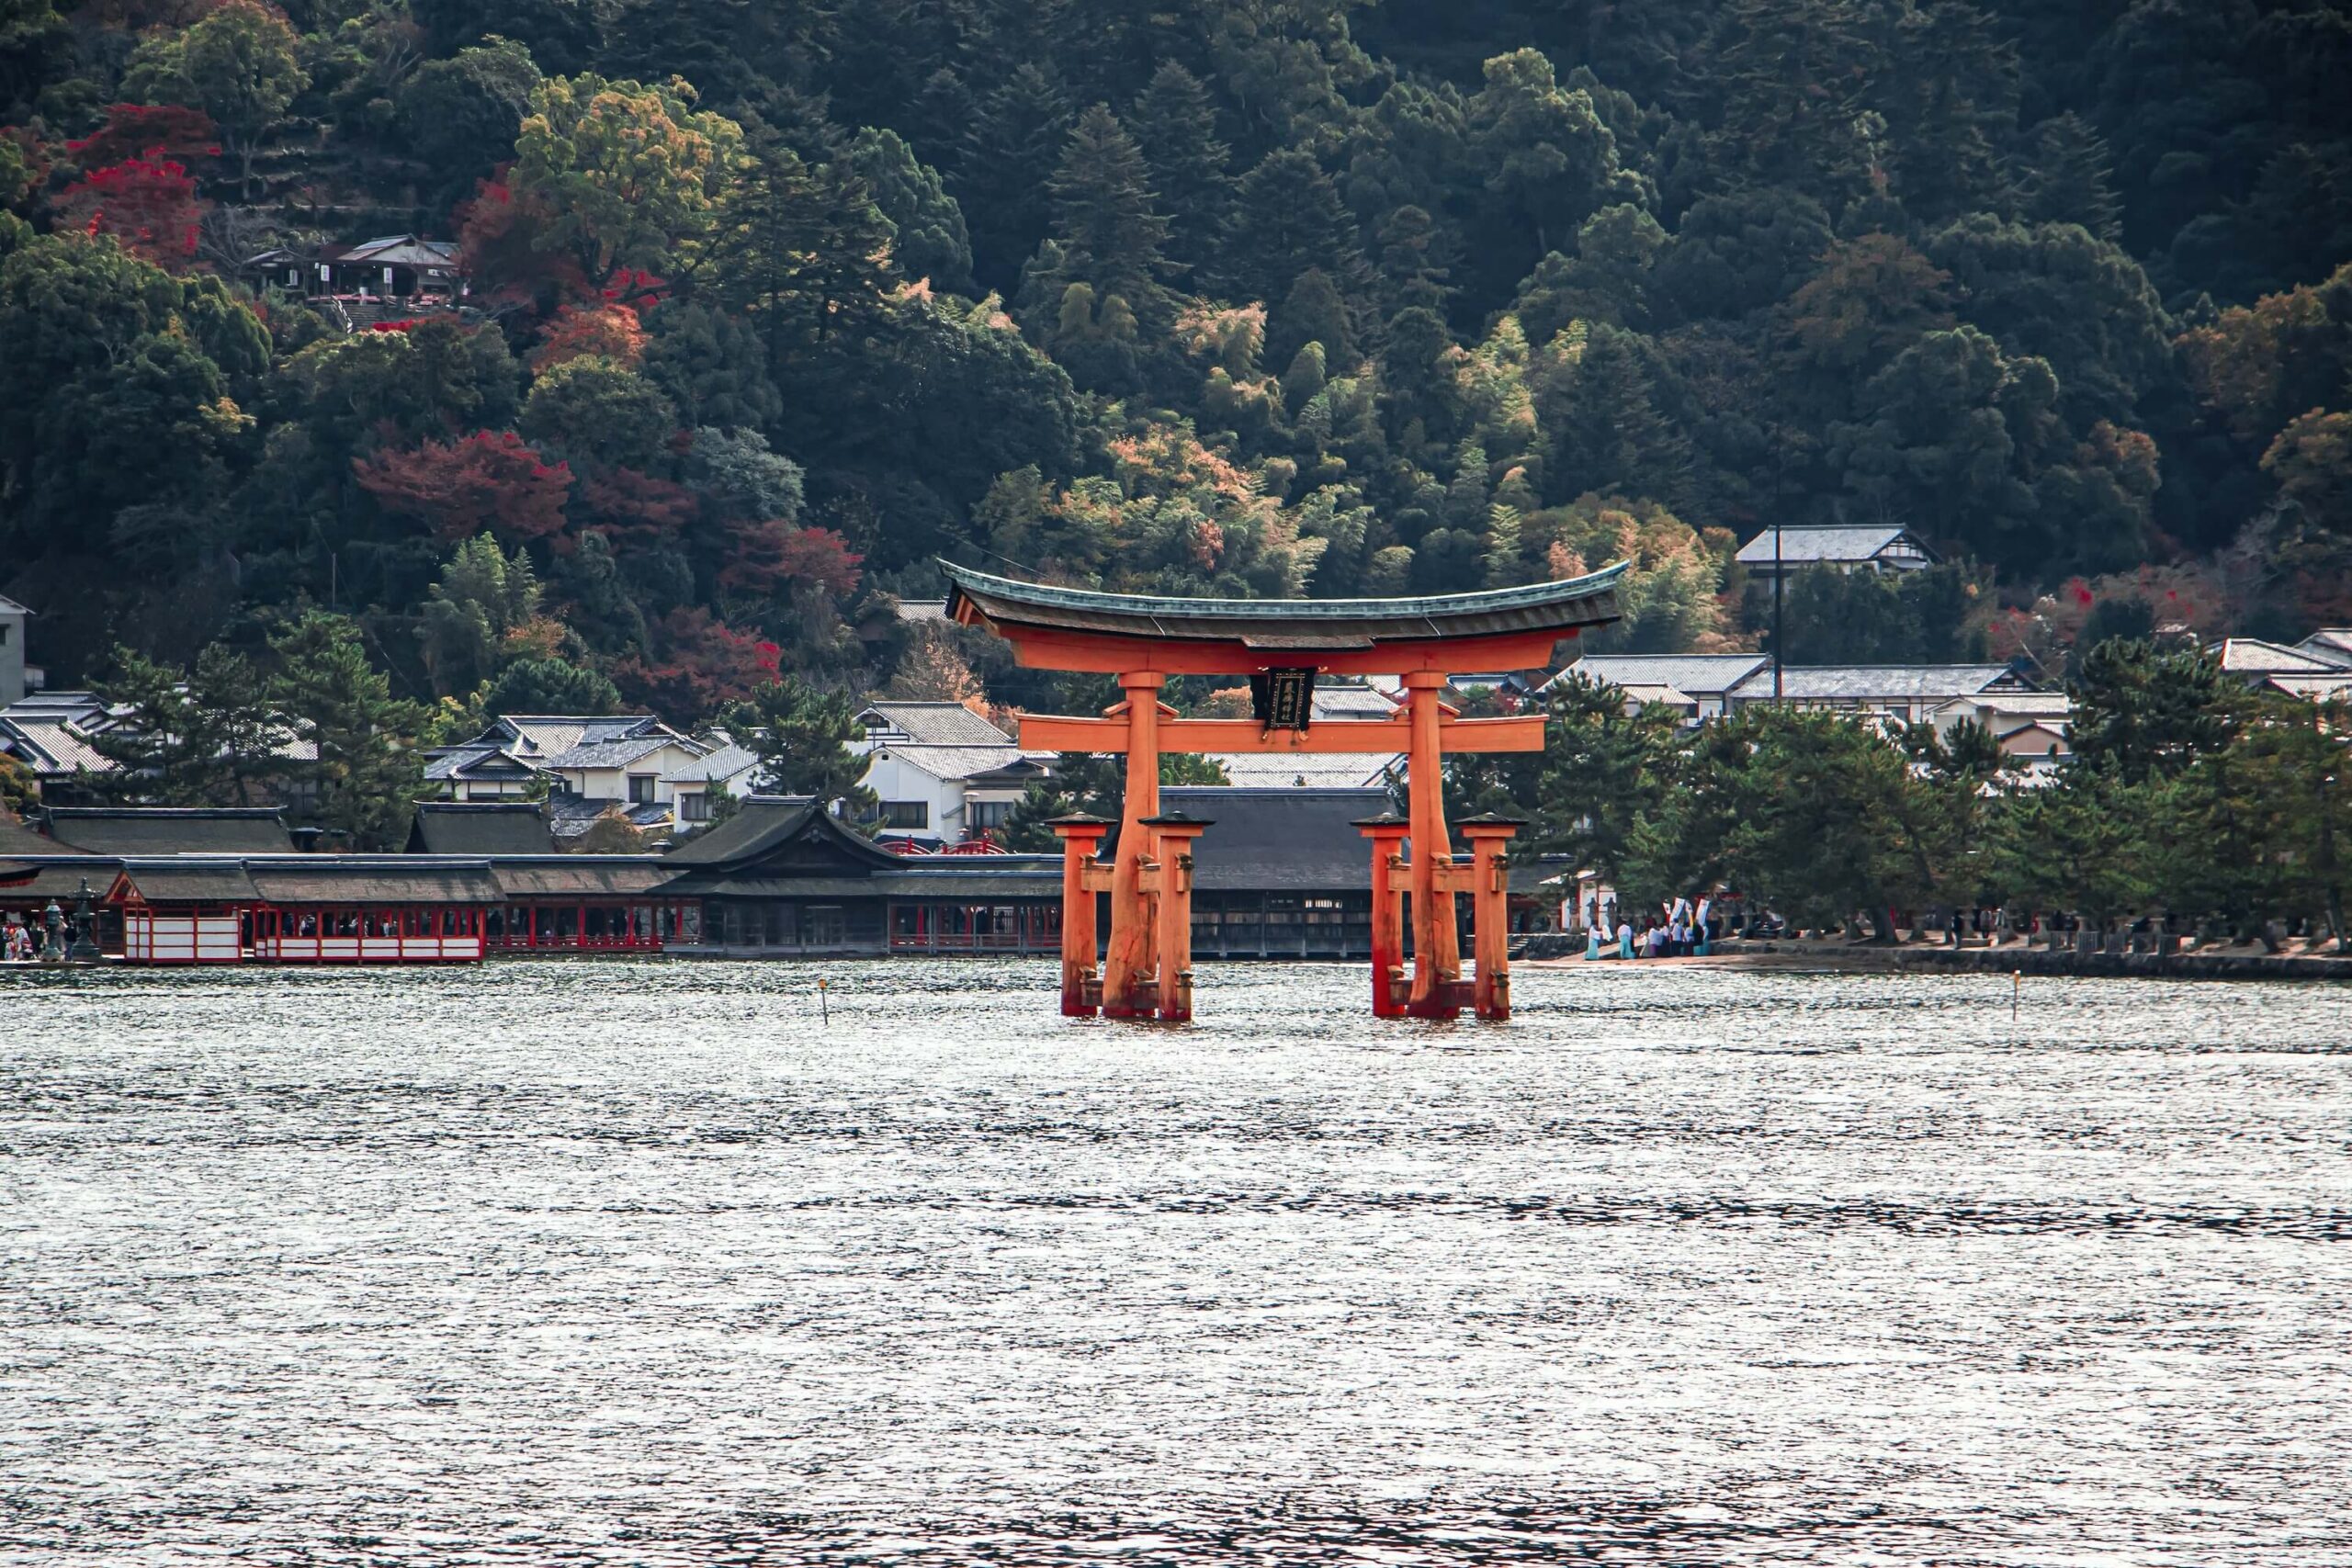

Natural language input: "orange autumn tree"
[528,301,649,371]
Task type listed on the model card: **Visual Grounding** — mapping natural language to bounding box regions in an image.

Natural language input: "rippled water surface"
[2,960,2348,1564]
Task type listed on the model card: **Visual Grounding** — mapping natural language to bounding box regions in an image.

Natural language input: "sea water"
[1,961,2346,1563]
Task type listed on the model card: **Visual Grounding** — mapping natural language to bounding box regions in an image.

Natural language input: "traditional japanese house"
[657,795,1062,955]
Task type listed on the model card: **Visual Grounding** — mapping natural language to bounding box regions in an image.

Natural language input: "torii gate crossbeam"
[942,561,1627,1023]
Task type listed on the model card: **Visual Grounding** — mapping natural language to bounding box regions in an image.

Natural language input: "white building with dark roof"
[425,716,711,824]
[1736,525,1937,581]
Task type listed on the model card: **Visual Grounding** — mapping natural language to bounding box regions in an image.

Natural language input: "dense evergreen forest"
[3,0,2350,718]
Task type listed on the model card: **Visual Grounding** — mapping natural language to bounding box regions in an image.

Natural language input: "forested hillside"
[3,0,2350,715]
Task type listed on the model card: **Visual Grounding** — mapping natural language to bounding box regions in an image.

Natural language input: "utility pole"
[1771,525,1784,701]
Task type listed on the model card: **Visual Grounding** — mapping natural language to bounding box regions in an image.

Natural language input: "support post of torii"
[1458,812,1525,1021]
[1353,812,1409,1017]
[1142,809,1210,1022]
[1046,812,1110,1016]
[1402,671,1465,1018]
[1102,671,1168,1019]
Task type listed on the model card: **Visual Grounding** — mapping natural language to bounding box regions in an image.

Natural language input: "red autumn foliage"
[364,319,422,333]
[454,174,590,309]
[55,157,206,268]
[529,301,649,371]
[719,521,865,596]
[66,104,220,171]
[353,431,574,547]
[578,467,696,545]
[611,608,783,720]
[603,268,668,313]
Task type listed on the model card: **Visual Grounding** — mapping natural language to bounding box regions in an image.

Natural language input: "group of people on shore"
[4,911,44,962]
[1586,895,1715,961]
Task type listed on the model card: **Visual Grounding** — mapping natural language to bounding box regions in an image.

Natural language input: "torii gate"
[942,560,1626,1023]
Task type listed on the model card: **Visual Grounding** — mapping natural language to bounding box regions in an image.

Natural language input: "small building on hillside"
[1736,525,1938,582]
[243,236,468,302]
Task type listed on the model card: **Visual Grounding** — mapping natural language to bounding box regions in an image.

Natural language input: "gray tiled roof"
[662,742,759,784]
[870,743,1026,782]
[1735,525,1928,565]
[1551,653,1770,695]
[856,702,1013,746]
[1726,664,2019,701]
[2295,629,2352,668]
[0,715,113,774]
[546,735,687,770]
[2210,638,2341,674]
[0,594,29,615]
[1210,752,1401,789]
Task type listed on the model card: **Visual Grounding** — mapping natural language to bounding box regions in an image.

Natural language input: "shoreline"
[1526,938,2352,981]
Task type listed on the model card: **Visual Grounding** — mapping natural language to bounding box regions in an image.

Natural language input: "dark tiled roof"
[244,861,503,905]
[408,803,553,855]
[113,862,264,903]
[660,795,819,866]
[0,816,95,856]
[42,807,294,855]
[1157,786,1393,891]
[492,861,674,897]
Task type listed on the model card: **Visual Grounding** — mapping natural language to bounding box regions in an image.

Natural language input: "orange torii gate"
[942,561,1627,1022]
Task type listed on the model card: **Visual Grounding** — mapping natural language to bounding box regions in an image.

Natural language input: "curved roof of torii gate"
[941,559,1628,673]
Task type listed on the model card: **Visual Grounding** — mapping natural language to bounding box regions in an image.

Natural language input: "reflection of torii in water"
[942,560,1628,1023]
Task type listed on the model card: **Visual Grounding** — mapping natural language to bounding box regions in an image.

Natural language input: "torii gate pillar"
[1101,671,1167,1019]
[1459,813,1525,1021]
[1402,671,1466,1019]
[1354,812,1409,1017]
[1046,813,1110,1016]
